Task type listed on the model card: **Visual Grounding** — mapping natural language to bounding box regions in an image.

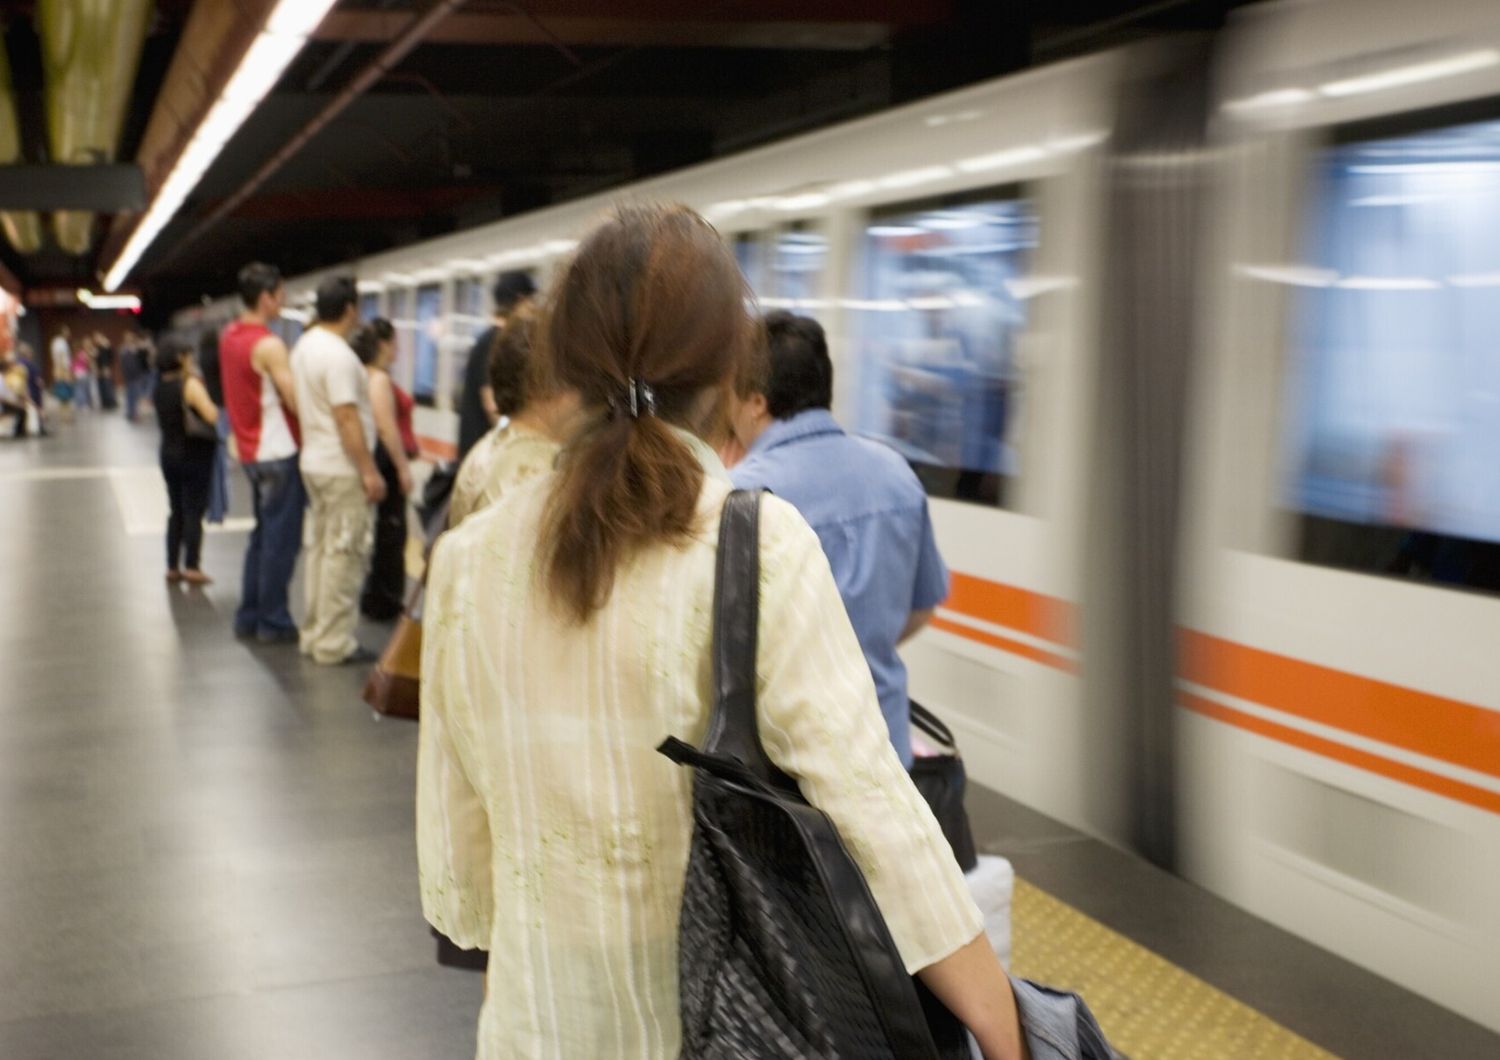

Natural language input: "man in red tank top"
[221,263,305,643]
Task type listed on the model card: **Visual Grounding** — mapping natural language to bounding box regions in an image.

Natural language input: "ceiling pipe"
[163,0,471,270]
[37,0,154,256]
[0,42,43,254]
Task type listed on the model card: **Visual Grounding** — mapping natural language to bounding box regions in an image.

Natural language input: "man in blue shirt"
[729,311,949,767]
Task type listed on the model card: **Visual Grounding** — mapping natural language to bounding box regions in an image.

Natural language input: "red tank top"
[393,381,418,456]
[220,319,300,463]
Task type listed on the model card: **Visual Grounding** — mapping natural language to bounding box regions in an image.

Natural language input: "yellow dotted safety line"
[1009,878,1340,1060]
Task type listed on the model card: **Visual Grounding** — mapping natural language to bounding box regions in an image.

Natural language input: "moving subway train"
[171,0,1500,1032]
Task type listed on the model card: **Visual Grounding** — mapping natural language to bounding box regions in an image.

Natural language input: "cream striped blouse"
[417,435,982,1059]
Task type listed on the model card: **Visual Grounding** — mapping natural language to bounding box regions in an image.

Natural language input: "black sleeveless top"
[155,373,216,465]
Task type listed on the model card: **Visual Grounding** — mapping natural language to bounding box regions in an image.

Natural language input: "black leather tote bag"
[659,490,970,1060]
[909,701,980,873]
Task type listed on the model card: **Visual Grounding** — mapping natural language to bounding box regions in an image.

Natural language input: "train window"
[449,276,488,407]
[1282,112,1500,593]
[389,287,415,391]
[732,232,767,298]
[846,190,1038,507]
[770,225,827,317]
[358,292,380,321]
[413,283,442,404]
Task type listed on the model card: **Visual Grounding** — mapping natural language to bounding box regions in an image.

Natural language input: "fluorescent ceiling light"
[840,298,906,312]
[1319,49,1500,98]
[957,146,1046,174]
[705,199,748,217]
[868,225,923,237]
[1335,275,1440,290]
[923,215,985,230]
[383,272,416,286]
[1222,88,1316,115]
[540,239,579,255]
[76,289,142,311]
[356,280,386,293]
[877,166,953,190]
[102,0,339,293]
[907,296,956,310]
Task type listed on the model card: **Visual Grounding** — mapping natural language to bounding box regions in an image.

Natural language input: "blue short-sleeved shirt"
[731,409,949,766]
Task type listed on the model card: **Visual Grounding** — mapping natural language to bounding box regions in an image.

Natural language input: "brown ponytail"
[540,203,755,622]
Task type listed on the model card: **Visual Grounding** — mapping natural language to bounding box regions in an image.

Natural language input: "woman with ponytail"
[417,204,1025,1060]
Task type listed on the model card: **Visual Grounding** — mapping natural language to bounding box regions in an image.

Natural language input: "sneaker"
[256,626,300,645]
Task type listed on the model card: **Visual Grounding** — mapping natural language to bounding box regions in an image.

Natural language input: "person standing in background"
[153,338,218,585]
[16,343,45,435]
[196,329,231,526]
[221,262,304,644]
[728,311,949,769]
[49,327,73,421]
[122,331,154,422]
[71,339,94,411]
[292,276,385,665]
[456,270,536,462]
[93,332,118,410]
[351,318,417,621]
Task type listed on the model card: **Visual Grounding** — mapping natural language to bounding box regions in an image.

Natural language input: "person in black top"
[93,332,119,410]
[154,338,220,585]
[457,270,536,461]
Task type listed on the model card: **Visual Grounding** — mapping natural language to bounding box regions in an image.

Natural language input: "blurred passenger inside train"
[293,276,384,666]
[222,262,304,644]
[448,305,573,529]
[153,337,219,586]
[456,269,537,462]
[351,317,417,621]
[729,311,948,768]
[417,204,1022,1059]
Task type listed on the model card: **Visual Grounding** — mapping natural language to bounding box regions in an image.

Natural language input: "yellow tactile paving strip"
[1009,878,1339,1060]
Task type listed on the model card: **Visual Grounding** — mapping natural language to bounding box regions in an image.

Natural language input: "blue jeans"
[236,455,306,637]
[124,376,150,421]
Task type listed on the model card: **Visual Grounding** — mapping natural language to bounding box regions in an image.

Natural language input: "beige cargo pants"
[300,473,374,665]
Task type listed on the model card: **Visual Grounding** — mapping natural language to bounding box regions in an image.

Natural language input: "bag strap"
[702,490,783,784]
[909,700,958,754]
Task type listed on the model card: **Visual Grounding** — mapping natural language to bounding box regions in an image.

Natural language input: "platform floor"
[3,413,1496,1059]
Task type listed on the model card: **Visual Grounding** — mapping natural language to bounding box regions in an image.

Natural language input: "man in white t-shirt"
[291,276,386,665]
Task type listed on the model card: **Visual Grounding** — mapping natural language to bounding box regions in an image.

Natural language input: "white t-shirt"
[291,327,375,479]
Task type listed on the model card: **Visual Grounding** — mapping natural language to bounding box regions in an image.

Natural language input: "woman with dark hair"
[352,318,417,620]
[154,338,219,584]
[448,304,573,528]
[417,205,1025,1059]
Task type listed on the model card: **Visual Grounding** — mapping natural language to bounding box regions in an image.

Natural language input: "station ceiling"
[0,0,1242,320]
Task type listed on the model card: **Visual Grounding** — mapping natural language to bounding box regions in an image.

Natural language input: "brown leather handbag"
[362,583,423,719]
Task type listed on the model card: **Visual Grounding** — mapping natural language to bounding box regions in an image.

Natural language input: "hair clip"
[625,378,656,419]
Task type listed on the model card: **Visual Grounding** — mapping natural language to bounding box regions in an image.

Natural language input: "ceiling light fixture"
[102,0,340,293]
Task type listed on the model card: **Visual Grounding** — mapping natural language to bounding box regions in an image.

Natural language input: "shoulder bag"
[910,700,980,873]
[659,490,970,1059]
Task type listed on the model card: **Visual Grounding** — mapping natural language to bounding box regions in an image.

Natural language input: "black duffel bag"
[909,700,979,873]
